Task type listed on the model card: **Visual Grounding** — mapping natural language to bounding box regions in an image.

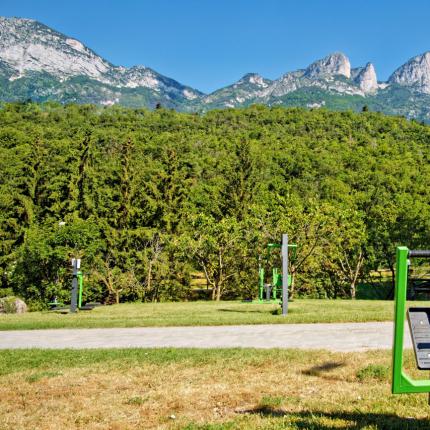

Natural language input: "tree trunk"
[386,261,396,300]
[349,252,364,299]
[290,266,296,298]
[115,290,120,304]
[390,264,395,290]
[147,261,152,296]
[216,250,223,301]
[199,259,216,301]
[215,283,221,301]
[350,281,356,299]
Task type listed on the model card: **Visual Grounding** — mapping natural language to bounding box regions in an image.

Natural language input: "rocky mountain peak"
[238,73,270,87]
[0,16,203,103]
[353,62,378,93]
[388,51,430,94]
[3,16,430,121]
[304,52,351,79]
[0,16,112,80]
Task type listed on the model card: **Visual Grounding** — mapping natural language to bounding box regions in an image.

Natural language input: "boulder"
[0,296,27,314]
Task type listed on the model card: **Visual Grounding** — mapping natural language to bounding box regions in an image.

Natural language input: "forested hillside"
[1,102,430,308]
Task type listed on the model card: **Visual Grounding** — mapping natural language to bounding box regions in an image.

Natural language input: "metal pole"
[70,258,79,313]
[258,256,264,301]
[282,234,289,316]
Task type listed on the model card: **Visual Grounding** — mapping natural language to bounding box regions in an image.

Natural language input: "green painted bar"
[78,271,84,309]
[392,246,430,394]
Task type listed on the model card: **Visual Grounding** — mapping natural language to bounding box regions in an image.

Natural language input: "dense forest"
[1,102,430,309]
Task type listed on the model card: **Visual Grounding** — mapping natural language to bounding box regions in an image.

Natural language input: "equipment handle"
[409,250,430,258]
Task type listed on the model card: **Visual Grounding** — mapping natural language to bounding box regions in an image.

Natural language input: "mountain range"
[2,16,430,121]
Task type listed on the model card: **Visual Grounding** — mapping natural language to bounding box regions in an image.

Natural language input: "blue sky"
[2,0,430,93]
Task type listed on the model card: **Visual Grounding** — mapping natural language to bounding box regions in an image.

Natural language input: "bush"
[0,288,14,298]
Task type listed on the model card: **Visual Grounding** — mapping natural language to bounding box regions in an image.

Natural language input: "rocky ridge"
[389,51,430,94]
[1,16,430,120]
[0,16,203,106]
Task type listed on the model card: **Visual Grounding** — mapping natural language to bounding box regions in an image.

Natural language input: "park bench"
[409,278,430,299]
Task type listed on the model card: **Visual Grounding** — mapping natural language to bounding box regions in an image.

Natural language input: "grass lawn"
[0,347,428,429]
[1,299,427,331]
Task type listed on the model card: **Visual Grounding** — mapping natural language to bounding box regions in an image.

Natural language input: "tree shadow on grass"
[302,361,346,379]
[241,408,430,430]
[217,307,296,316]
[217,308,277,314]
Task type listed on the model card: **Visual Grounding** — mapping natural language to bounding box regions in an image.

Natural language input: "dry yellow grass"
[0,348,429,430]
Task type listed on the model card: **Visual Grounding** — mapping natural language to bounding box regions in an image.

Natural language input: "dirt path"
[0,321,410,351]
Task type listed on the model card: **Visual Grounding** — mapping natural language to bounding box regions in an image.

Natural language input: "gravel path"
[0,321,411,351]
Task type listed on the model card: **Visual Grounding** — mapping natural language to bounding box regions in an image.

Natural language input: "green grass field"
[0,299,426,331]
[1,348,428,429]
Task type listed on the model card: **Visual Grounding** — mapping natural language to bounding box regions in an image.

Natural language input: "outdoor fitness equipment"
[70,258,81,313]
[70,258,98,312]
[392,246,430,394]
[257,234,297,315]
[50,268,84,312]
[49,259,98,313]
[48,263,83,312]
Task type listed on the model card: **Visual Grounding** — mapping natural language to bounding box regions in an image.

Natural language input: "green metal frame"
[392,246,430,393]
[257,242,297,302]
[272,267,282,300]
[77,271,84,309]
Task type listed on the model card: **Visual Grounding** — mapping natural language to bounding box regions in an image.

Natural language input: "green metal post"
[282,234,289,315]
[77,271,83,309]
[392,246,430,394]
[258,267,265,301]
[392,246,409,393]
[256,240,297,304]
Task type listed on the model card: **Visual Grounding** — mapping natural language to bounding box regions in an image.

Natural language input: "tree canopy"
[1,102,430,307]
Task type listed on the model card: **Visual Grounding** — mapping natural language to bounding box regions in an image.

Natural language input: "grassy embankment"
[1,299,427,331]
[0,347,428,429]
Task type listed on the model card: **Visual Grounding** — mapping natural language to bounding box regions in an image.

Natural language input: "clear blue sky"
[2,0,430,93]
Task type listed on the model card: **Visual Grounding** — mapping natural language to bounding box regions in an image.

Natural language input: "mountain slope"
[2,16,430,121]
[388,52,430,94]
[198,53,381,112]
[197,53,430,122]
[0,16,203,108]
[0,17,111,80]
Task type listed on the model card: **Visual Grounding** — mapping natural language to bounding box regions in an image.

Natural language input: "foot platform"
[407,307,430,370]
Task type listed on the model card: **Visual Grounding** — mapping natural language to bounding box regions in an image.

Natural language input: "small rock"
[169,415,176,420]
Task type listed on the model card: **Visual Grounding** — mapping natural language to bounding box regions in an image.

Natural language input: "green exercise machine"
[49,258,98,312]
[392,246,430,395]
[49,270,84,311]
[71,258,82,312]
[257,234,297,315]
